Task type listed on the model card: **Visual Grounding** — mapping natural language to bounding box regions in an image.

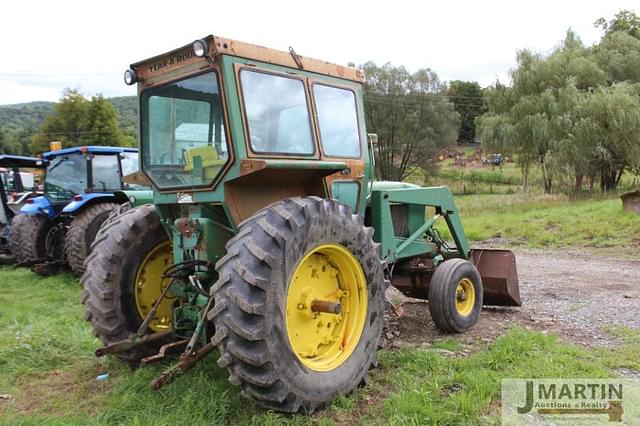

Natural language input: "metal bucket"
[470,249,522,306]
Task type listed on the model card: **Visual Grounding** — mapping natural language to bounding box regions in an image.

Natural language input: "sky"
[0,0,637,105]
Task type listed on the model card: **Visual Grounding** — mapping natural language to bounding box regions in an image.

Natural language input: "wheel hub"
[286,244,367,371]
[455,278,475,317]
[134,240,174,331]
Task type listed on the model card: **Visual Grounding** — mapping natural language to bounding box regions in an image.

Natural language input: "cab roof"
[0,154,45,168]
[131,35,365,85]
[43,146,138,159]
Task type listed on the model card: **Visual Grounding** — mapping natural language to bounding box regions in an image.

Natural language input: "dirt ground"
[384,249,640,349]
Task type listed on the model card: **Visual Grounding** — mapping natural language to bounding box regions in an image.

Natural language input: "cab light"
[124,69,138,85]
[193,39,208,57]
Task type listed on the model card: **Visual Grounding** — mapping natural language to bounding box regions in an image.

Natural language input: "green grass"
[1,267,638,425]
[434,193,639,255]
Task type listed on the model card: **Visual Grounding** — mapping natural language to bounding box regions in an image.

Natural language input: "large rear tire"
[81,204,173,363]
[17,214,52,265]
[209,197,387,413]
[64,202,118,275]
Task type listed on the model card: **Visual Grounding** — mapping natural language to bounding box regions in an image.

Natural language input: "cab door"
[310,81,367,214]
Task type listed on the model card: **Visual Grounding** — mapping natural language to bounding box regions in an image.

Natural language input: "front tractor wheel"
[210,197,387,413]
[428,258,483,333]
[81,204,174,362]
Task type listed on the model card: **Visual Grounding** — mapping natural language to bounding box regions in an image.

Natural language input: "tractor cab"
[34,146,140,216]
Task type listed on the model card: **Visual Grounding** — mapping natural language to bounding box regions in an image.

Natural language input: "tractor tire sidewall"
[64,202,118,275]
[81,204,170,362]
[20,214,52,264]
[7,214,30,263]
[212,197,387,412]
[428,258,483,333]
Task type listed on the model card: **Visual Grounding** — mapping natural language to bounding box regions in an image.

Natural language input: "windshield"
[45,153,87,201]
[141,71,228,189]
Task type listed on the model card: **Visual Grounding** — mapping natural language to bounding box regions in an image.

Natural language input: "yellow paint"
[285,243,367,371]
[455,278,475,317]
[134,241,174,331]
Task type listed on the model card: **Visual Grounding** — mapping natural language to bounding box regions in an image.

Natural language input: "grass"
[433,193,639,255]
[1,267,638,425]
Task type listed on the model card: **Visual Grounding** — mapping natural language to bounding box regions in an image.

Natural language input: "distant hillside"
[0,96,138,138]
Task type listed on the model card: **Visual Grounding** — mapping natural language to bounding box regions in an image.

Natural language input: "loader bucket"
[470,249,522,306]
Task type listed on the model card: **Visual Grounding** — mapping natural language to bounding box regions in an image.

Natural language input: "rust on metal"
[95,331,172,357]
[150,342,215,390]
[131,35,365,88]
[471,249,522,306]
[311,300,342,314]
[141,339,189,365]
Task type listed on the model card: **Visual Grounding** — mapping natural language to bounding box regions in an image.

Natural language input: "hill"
[0,96,138,143]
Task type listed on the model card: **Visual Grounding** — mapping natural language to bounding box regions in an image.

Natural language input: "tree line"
[478,10,640,193]
[1,10,637,195]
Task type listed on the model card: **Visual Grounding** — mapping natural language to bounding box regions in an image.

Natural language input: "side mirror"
[367,133,378,147]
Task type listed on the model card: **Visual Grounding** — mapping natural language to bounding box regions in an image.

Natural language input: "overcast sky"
[0,0,637,105]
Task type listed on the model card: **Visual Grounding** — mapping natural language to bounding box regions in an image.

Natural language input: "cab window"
[91,155,121,191]
[240,70,314,155]
[313,84,361,158]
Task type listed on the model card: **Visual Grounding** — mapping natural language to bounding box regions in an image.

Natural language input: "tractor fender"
[114,189,154,208]
[19,196,55,218]
[62,193,116,214]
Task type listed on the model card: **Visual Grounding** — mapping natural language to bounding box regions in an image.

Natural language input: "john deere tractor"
[9,146,149,275]
[83,36,521,413]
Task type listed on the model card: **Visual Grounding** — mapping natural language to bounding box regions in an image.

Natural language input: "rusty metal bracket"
[141,339,189,365]
[289,46,304,69]
[150,342,215,390]
[95,331,172,357]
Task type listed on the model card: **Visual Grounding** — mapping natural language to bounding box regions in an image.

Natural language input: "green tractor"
[82,36,521,412]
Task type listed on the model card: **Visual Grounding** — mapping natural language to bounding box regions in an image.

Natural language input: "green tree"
[30,89,129,153]
[362,62,460,181]
[0,127,20,154]
[79,95,130,146]
[595,10,640,39]
[446,80,485,144]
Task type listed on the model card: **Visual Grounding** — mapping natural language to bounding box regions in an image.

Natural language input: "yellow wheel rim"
[134,240,174,332]
[455,278,475,317]
[285,243,368,372]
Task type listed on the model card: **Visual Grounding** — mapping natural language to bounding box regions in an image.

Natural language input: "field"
[1,191,639,425]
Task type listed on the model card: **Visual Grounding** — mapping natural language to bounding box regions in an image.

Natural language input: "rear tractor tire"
[81,204,174,363]
[428,258,483,333]
[210,197,388,413]
[64,202,118,275]
[13,213,52,265]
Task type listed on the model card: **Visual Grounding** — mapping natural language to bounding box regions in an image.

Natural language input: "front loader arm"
[369,186,470,263]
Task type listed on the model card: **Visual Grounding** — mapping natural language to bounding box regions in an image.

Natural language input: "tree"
[30,89,129,153]
[79,95,131,146]
[0,127,20,154]
[595,10,640,40]
[446,80,485,144]
[362,62,460,181]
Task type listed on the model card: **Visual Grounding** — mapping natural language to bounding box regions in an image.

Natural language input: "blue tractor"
[9,146,146,275]
[0,154,46,264]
